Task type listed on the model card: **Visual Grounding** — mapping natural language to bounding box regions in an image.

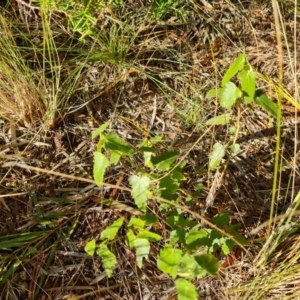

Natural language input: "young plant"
[89,124,247,300]
[205,53,279,171]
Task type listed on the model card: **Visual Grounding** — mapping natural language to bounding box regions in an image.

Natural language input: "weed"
[90,121,247,299]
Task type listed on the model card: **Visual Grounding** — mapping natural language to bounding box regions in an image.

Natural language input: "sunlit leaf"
[175,278,198,300]
[128,217,145,230]
[110,151,121,165]
[134,238,150,268]
[230,143,240,154]
[206,88,223,99]
[96,243,117,277]
[100,217,124,241]
[157,244,182,279]
[129,175,151,212]
[177,253,206,279]
[125,229,136,248]
[84,239,96,256]
[220,82,241,109]
[185,227,209,251]
[222,53,245,86]
[221,238,235,255]
[137,229,162,242]
[92,122,109,139]
[209,143,225,170]
[205,114,231,125]
[237,69,256,103]
[93,152,110,186]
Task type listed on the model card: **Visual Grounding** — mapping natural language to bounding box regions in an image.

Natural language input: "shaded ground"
[0,0,300,299]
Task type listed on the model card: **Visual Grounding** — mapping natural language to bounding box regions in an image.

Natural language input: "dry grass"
[0,15,45,128]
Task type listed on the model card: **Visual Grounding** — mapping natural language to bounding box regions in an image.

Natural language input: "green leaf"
[254,91,278,118]
[129,175,151,212]
[224,224,248,246]
[194,253,220,275]
[220,82,242,109]
[185,227,209,250]
[137,229,162,242]
[237,69,256,103]
[206,88,223,99]
[125,229,136,248]
[209,143,225,170]
[205,113,231,125]
[0,231,47,250]
[221,238,235,255]
[151,151,179,171]
[104,132,134,155]
[144,150,154,168]
[172,167,186,182]
[229,126,236,134]
[140,213,158,226]
[230,143,241,154]
[92,122,109,139]
[222,53,245,86]
[157,244,182,279]
[178,253,207,279]
[93,152,110,186]
[100,217,124,241]
[84,239,96,256]
[212,213,230,228]
[159,175,180,201]
[128,217,146,230]
[134,238,150,268]
[110,151,121,165]
[96,243,117,277]
[175,278,198,300]
[169,228,186,244]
